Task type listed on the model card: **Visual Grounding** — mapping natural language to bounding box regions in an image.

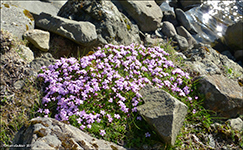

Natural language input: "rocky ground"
[1,0,243,149]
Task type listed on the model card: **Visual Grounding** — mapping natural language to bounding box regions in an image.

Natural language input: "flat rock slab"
[137,85,188,145]
[36,12,97,46]
[10,117,126,150]
[2,0,65,16]
[196,74,243,118]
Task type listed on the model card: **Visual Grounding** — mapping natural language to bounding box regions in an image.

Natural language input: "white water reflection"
[160,0,242,44]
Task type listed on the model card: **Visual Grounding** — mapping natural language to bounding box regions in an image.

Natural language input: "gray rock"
[224,20,243,51]
[30,53,55,75]
[227,117,243,131]
[14,80,25,90]
[179,0,202,11]
[175,8,197,34]
[16,45,34,63]
[119,0,163,32]
[234,50,243,61]
[196,74,243,118]
[3,0,65,16]
[155,0,166,6]
[176,26,197,49]
[137,85,188,145]
[23,29,50,52]
[0,2,34,40]
[36,12,97,46]
[161,21,177,38]
[174,34,188,51]
[221,50,235,61]
[10,117,126,150]
[57,0,141,46]
[162,11,179,27]
[182,45,243,79]
[144,33,164,47]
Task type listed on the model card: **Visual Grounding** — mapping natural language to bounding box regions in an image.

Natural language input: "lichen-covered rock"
[137,85,188,145]
[182,44,243,80]
[118,0,163,32]
[10,117,126,150]
[57,0,141,46]
[23,29,50,52]
[196,74,243,118]
[1,3,34,40]
[36,12,97,47]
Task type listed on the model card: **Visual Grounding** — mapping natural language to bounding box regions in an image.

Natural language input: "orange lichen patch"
[34,128,48,137]
[86,51,94,56]
[110,145,118,150]
[23,9,34,21]
[3,3,10,8]
[201,46,210,53]
[26,24,29,31]
[238,79,243,87]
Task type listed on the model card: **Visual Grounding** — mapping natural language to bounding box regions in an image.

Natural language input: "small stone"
[23,29,50,52]
[227,117,243,131]
[174,34,188,51]
[161,21,177,38]
[14,80,25,90]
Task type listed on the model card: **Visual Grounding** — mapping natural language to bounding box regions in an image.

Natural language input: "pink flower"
[192,109,196,114]
[87,124,92,129]
[145,132,151,137]
[114,114,121,119]
[80,125,85,130]
[100,130,106,136]
[137,116,142,121]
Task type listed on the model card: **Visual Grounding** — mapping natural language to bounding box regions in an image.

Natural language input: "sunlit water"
[160,0,243,44]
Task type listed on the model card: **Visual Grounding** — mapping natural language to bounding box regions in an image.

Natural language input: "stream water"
[160,0,243,44]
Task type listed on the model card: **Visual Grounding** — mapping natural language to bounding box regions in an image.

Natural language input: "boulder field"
[1,0,242,149]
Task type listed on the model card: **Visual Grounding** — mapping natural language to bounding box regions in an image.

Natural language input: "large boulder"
[23,29,50,52]
[10,117,126,150]
[57,0,141,46]
[224,21,243,52]
[36,12,97,47]
[118,1,163,32]
[196,74,243,118]
[137,85,188,145]
[1,3,34,40]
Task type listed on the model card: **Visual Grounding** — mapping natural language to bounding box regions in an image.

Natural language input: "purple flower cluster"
[37,43,191,136]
